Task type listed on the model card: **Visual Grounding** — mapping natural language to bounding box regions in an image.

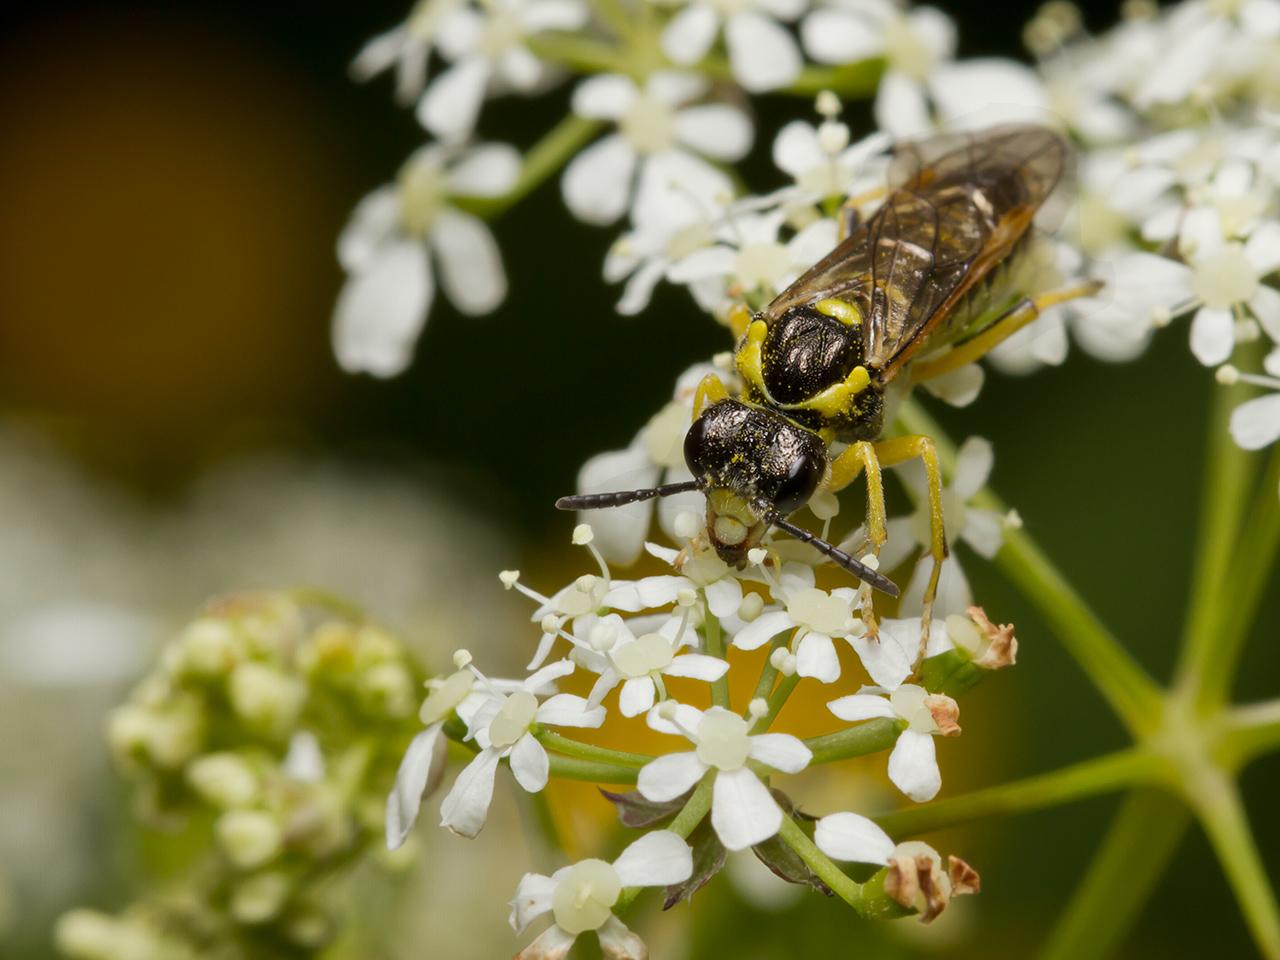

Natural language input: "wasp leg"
[837,186,887,242]
[873,434,948,669]
[910,281,1104,383]
[822,442,886,633]
[728,303,753,340]
[693,373,729,419]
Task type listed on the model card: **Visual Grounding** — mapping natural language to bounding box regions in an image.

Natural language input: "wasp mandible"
[558,124,1099,656]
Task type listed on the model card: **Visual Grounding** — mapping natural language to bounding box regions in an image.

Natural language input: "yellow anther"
[815,298,861,326]
[693,373,730,419]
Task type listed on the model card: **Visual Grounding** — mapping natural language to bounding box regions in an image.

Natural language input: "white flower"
[606,541,747,619]
[578,613,729,716]
[439,660,605,837]
[637,704,811,850]
[333,143,519,377]
[731,585,862,683]
[771,118,889,204]
[667,209,838,306]
[351,0,464,105]
[813,811,897,865]
[418,0,589,141]
[510,830,693,959]
[984,241,1084,375]
[827,684,959,802]
[875,437,1006,617]
[802,1,1046,136]
[1225,361,1280,451]
[562,72,752,226]
[658,0,806,93]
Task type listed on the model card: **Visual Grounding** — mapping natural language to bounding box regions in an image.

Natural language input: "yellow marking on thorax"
[735,319,769,398]
[815,298,861,326]
[735,318,872,420]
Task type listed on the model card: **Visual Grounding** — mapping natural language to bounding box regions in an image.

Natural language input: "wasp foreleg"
[822,441,887,633]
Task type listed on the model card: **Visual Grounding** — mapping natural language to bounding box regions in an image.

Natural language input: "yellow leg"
[692,373,729,419]
[728,303,753,340]
[823,442,887,632]
[911,280,1104,384]
[838,186,887,242]
[874,435,948,668]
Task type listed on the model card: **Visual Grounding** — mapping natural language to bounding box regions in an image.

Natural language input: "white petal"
[385,722,448,849]
[439,747,501,837]
[772,120,822,179]
[875,71,930,138]
[909,6,956,60]
[1249,285,1280,342]
[418,58,489,141]
[664,653,729,682]
[711,767,783,850]
[332,240,432,377]
[851,623,913,691]
[874,516,919,572]
[795,633,841,683]
[561,134,638,226]
[930,59,1049,130]
[587,669,622,709]
[619,677,657,717]
[447,143,522,196]
[656,464,705,541]
[1134,17,1226,108]
[801,9,884,64]
[637,751,707,802]
[787,218,839,267]
[509,872,557,933]
[666,244,737,283]
[661,4,720,65]
[1182,207,1225,260]
[900,555,972,618]
[646,70,710,107]
[827,693,896,722]
[572,74,637,119]
[536,694,607,728]
[887,729,941,802]
[431,209,507,315]
[953,436,994,498]
[612,829,694,887]
[1229,393,1280,450]
[525,658,577,691]
[510,733,550,793]
[730,609,794,650]
[674,106,753,161]
[747,733,812,773]
[577,448,660,563]
[596,916,646,960]
[1246,222,1280,275]
[814,812,895,865]
[726,12,801,92]
[922,362,985,407]
[962,508,1005,559]
[646,701,704,736]
[351,26,406,82]
[704,578,743,619]
[521,0,590,32]
[498,45,544,90]
[337,186,399,272]
[515,924,578,960]
[1190,306,1235,366]
[603,575,685,612]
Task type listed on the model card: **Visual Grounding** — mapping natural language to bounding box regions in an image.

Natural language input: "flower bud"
[228,662,306,735]
[177,617,240,677]
[216,810,283,869]
[230,870,292,923]
[187,752,259,809]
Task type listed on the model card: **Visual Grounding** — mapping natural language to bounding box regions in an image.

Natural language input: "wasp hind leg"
[837,186,888,242]
[822,441,887,633]
[871,434,949,671]
[911,281,1104,384]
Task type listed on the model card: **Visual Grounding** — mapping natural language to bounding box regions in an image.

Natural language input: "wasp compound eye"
[770,450,824,515]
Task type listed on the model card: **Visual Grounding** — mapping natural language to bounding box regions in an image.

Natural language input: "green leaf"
[599,788,691,828]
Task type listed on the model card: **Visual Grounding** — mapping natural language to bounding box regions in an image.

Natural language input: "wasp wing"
[763,125,1068,380]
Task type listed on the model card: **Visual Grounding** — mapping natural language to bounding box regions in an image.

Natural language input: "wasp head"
[683,399,827,567]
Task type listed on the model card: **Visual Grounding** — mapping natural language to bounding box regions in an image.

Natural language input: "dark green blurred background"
[0,0,1276,956]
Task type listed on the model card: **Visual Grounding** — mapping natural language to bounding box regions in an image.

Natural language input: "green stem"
[776,816,870,913]
[745,633,790,713]
[1194,447,1280,710]
[1222,699,1280,765]
[1174,367,1264,705]
[441,716,640,783]
[1040,788,1190,960]
[896,398,1163,736]
[454,115,603,219]
[535,729,652,767]
[702,603,732,709]
[804,719,903,764]
[873,748,1165,837]
[616,774,714,912]
[762,673,800,729]
[1188,772,1280,959]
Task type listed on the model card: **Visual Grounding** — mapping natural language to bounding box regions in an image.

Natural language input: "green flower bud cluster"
[58,592,424,960]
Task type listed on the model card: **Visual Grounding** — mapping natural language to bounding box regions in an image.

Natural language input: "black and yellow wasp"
[559,124,1097,650]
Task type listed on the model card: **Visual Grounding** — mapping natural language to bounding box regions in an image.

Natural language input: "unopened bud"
[1216,363,1241,385]
[738,592,765,622]
[572,524,594,545]
[674,511,701,540]
[187,753,259,809]
[748,697,769,718]
[216,810,282,869]
[499,570,520,589]
[747,547,768,566]
[656,700,679,721]
[815,90,841,117]
[808,490,840,520]
[230,871,291,923]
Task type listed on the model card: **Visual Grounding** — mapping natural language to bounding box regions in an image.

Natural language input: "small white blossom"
[827,684,960,802]
[418,0,589,141]
[813,811,897,865]
[658,0,806,92]
[771,117,890,204]
[638,704,811,850]
[731,584,863,684]
[333,143,519,377]
[563,72,752,225]
[510,831,693,959]
[351,0,465,105]
[439,660,605,837]
[1226,363,1280,451]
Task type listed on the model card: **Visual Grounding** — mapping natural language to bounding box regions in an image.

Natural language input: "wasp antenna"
[770,516,900,598]
[555,480,701,512]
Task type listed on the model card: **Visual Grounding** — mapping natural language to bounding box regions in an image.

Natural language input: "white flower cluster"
[389,519,1010,954]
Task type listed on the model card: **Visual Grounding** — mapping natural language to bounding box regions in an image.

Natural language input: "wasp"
[558,124,1098,652]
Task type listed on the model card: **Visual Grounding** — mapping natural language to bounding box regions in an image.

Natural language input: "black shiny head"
[683,399,827,565]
